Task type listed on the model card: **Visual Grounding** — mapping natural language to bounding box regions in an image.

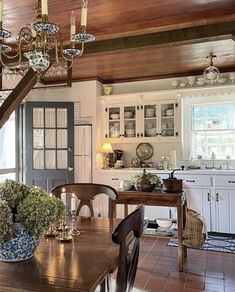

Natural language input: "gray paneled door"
[24,102,74,192]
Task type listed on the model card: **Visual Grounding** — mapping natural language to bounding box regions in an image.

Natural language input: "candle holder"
[69,210,80,236]
[56,218,72,242]
[44,224,57,237]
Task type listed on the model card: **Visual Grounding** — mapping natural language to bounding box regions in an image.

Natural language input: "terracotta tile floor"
[132,236,235,292]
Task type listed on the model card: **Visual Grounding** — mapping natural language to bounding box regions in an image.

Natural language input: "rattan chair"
[50,183,117,218]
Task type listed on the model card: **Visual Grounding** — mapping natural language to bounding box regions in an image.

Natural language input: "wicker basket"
[183,208,206,248]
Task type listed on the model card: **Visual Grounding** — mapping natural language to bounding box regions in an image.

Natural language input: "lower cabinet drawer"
[179,175,212,187]
[214,176,235,187]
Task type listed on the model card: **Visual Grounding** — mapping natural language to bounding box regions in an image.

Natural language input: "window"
[0,112,16,182]
[192,103,235,159]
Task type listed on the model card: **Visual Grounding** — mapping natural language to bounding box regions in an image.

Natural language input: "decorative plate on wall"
[136,143,153,161]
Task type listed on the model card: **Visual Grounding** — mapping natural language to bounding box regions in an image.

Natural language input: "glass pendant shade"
[203,54,220,85]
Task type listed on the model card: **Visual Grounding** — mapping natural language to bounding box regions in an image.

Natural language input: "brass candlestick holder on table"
[44,224,57,237]
[69,210,80,236]
[56,217,72,242]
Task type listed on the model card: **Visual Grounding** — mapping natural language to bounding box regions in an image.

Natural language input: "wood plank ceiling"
[2,0,235,83]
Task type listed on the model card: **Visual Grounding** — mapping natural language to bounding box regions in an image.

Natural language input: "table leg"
[124,204,128,217]
[183,200,187,258]
[111,200,116,219]
[177,200,184,272]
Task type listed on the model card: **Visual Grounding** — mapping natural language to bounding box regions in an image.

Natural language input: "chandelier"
[0,0,95,74]
[203,53,220,85]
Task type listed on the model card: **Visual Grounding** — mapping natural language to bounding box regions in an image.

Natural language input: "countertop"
[95,168,235,176]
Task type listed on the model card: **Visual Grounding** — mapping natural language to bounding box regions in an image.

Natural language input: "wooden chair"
[111,205,145,292]
[50,183,117,218]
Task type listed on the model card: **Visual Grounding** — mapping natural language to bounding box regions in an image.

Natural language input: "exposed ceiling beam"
[0,68,37,128]
[82,21,235,55]
[4,20,235,65]
[40,65,235,85]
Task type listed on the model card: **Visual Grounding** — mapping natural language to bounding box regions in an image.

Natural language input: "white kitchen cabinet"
[229,189,235,233]
[214,188,230,233]
[185,187,211,231]
[104,103,139,143]
[185,186,231,233]
[104,100,179,143]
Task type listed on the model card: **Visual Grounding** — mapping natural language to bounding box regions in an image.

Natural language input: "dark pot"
[162,179,182,193]
[135,180,156,192]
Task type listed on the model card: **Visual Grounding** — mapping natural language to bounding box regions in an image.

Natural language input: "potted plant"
[0,179,65,262]
[131,169,161,192]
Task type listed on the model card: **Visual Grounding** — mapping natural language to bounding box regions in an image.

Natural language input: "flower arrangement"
[0,179,65,244]
[131,170,161,192]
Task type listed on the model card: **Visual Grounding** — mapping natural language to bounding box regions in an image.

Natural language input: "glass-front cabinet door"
[123,105,137,139]
[143,104,157,138]
[105,104,138,141]
[107,106,121,139]
[159,101,178,139]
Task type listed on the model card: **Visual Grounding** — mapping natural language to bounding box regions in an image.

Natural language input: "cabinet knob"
[111,178,119,181]
[141,133,143,137]
[228,180,235,183]
[159,133,162,136]
[207,193,210,202]
[216,193,219,202]
[186,180,195,183]
[137,133,139,137]
[175,131,179,137]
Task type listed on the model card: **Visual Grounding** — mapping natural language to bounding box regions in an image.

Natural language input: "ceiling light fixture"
[0,0,95,74]
[203,53,220,85]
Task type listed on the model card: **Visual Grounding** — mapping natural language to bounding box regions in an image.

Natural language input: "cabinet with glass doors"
[105,104,138,142]
[104,100,179,142]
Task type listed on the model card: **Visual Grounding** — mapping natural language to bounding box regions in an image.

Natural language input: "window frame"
[182,90,235,161]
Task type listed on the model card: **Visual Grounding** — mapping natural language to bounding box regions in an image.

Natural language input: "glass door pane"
[161,103,175,137]
[124,106,136,138]
[108,107,120,138]
[143,104,157,137]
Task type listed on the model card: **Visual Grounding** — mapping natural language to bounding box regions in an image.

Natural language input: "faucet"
[226,155,231,170]
[211,152,216,168]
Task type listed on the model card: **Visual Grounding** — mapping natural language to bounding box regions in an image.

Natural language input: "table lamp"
[101,142,113,169]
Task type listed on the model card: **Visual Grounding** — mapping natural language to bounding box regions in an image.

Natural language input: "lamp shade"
[101,143,113,154]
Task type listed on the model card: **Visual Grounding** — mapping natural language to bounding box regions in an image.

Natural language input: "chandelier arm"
[0,51,23,69]
[60,42,84,62]
[66,59,73,70]
[55,40,60,65]
[80,41,85,55]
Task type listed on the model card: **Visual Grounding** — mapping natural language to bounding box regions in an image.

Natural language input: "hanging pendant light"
[203,53,220,85]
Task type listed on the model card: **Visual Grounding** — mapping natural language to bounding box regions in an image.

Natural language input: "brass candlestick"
[44,224,57,237]
[69,210,80,236]
[56,217,72,242]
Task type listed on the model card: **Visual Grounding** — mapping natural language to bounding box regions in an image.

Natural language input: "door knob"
[68,147,73,152]
[68,166,74,171]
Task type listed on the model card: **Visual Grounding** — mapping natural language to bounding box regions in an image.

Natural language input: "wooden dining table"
[112,190,186,272]
[0,217,121,292]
